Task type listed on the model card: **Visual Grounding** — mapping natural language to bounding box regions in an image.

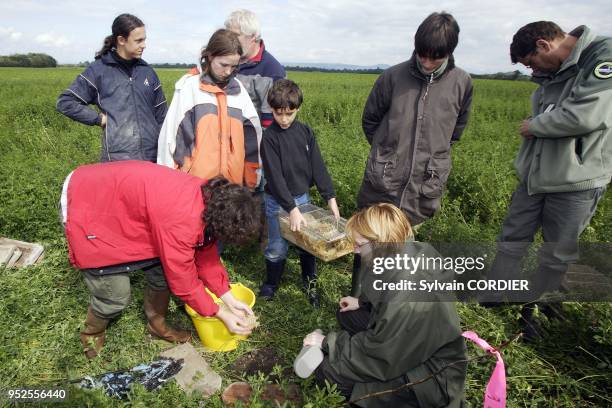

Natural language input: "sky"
[1,0,611,74]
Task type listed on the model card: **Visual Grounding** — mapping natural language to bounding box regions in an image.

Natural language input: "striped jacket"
[157,73,262,188]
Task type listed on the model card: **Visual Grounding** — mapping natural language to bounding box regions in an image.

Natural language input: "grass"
[0,67,610,407]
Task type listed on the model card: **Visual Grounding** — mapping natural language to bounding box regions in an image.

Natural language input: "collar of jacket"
[559,26,595,72]
[199,74,241,95]
[100,51,147,67]
[408,52,455,81]
[239,40,266,69]
[531,25,595,85]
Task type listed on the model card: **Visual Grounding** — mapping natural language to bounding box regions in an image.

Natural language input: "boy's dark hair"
[414,12,460,59]
[201,177,263,245]
[96,14,144,59]
[510,21,565,63]
[267,79,303,110]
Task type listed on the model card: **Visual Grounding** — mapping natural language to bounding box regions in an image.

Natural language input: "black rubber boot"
[520,303,544,343]
[260,259,285,300]
[351,254,362,297]
[299,250,319,307]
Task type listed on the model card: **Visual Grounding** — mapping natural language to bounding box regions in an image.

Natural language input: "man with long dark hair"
[56,13,167,162]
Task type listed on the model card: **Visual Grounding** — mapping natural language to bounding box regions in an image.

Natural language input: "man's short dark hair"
[414,12,460,59]
[510,21,565,63]
[267,79,303,110]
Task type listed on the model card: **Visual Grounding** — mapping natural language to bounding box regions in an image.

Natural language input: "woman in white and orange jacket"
[157,29,262,189]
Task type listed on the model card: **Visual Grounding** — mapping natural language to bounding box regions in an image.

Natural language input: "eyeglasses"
[353,240,370,250]
[522,48,539,69]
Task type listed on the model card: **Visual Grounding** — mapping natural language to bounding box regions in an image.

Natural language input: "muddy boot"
[260,259,285,300]
[299,251,320,308]
[80,306,110,360]
[143,288,192,343]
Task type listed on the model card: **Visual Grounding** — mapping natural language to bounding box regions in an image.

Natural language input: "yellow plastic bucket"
[185,283,256,351]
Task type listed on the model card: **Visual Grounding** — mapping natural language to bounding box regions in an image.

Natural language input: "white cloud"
[0,27,23,41]
[34,32,71,47]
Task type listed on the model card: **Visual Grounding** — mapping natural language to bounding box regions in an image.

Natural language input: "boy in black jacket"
[259,79,340,306]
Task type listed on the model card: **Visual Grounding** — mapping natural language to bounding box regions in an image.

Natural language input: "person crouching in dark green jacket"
[302,204,466,407]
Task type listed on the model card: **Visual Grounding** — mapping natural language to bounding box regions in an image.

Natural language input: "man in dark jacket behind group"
[56,13,167,162]
[354,11,473,294]
[225,9,286,129]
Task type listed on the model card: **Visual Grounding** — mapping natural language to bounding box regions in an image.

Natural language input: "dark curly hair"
[201,177,263,245]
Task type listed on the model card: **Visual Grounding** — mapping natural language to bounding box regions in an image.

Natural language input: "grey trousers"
[82,264,168,319]
[489,182,606,298]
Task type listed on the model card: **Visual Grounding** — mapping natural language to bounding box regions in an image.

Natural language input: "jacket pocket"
[366,146,403,192]
[420,154,451,199]
[574,137,583,164]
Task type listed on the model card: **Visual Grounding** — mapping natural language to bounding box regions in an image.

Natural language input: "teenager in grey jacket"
[354,12,472,295]
[57,14,167,162]
[486,22,611,339]
[357,12,472,228]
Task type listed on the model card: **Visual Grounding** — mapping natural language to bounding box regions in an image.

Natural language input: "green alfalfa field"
[0,67,610,407]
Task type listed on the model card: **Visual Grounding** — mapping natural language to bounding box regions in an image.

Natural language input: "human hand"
[328,198,340,221]
[289,207,307,232]
[220,291,254,317]
[100,113,107,129]
[338,296,359,312]
[216,307,253,336]
[519,119,533,139]
[303,329,325,348]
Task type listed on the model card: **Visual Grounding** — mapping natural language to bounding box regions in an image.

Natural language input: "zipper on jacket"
[422,73,434,100]
[128,76,145,159]
[399,72,434,209]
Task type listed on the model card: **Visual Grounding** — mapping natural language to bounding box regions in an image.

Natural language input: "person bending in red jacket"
[60,160,262,358]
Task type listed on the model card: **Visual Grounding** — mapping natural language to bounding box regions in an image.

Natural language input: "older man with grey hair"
[225,9,285,129]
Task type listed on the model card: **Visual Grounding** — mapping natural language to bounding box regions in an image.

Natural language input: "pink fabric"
[462,331,506,408]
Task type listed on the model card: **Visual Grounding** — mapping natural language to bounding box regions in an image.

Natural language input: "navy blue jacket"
[57,52,167,162]
[237,42,285,129]
[238,47,285,81]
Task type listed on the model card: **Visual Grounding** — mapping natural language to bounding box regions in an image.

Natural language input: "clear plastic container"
[279,204,353,262]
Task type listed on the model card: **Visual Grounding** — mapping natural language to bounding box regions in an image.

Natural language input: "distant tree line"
[470,70,530,81]
[0,53,57,67]
[285,66,530,80]
[0,55,529,81]
[285,65,384,74]
[150,63,195,69]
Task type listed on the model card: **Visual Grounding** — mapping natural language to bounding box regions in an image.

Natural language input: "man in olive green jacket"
[487,22,611,336]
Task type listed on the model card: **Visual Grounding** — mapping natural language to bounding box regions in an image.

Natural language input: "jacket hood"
[199,73,241,95]
[408,52,456,81]
[560,26,596,72]
[359,242,458,304]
